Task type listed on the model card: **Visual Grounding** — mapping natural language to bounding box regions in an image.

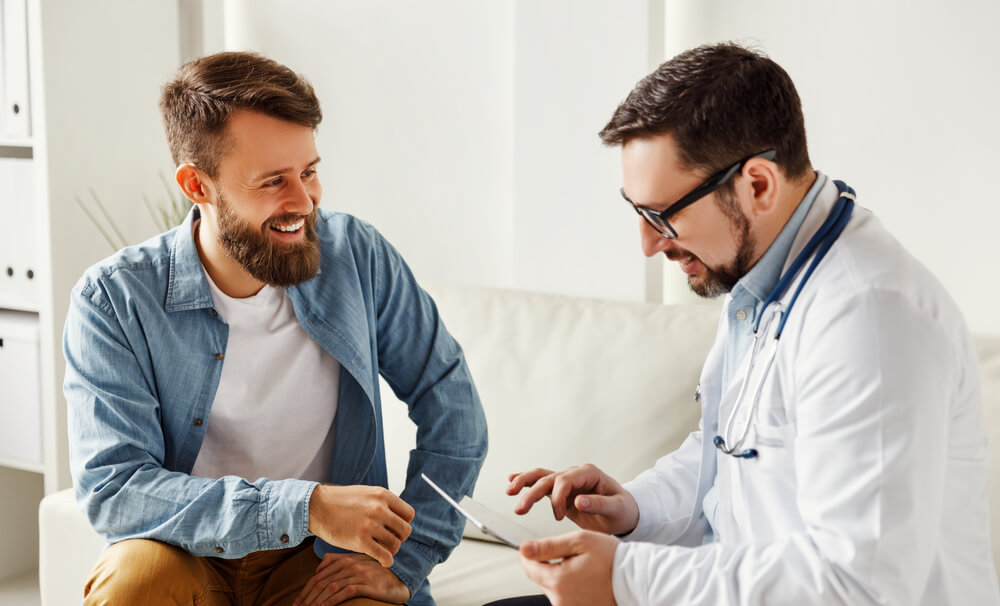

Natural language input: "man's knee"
[84,539,220,605]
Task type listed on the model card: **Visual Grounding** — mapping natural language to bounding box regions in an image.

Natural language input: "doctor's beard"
[682,189,756,298]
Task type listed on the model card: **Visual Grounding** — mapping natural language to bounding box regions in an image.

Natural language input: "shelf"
[0,143,33,159]
[0,455,44,474]
[0,298,40,314]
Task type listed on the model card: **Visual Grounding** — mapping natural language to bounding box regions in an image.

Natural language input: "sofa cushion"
[382,283,720,540]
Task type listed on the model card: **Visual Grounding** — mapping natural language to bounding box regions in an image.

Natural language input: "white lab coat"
[612,178,1000,605]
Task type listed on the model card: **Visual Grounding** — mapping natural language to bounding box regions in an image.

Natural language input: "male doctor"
[497,43,999,605]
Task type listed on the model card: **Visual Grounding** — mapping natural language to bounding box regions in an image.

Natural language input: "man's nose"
[285,178,316,215]
[639,217,672,258]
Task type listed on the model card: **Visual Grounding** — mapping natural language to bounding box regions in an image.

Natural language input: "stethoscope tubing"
[715,181,856,459]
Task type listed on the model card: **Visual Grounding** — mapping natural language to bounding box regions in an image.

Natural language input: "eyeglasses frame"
[620,149,777,239]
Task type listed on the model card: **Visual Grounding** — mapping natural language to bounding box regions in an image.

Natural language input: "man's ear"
[740,157,780,216]
[175,163,213,204]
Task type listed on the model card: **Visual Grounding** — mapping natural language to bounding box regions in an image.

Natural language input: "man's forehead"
[219,110,319,178]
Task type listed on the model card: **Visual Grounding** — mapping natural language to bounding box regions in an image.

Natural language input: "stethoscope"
[712,180,856,460]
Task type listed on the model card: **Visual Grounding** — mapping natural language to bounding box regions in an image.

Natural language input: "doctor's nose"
[640,217,672,258]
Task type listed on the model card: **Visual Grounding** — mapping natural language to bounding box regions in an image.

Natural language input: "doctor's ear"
[741,157,780,214]
[175,163,214,204]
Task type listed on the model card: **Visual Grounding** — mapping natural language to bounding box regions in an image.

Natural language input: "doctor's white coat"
[611,178,1000,605]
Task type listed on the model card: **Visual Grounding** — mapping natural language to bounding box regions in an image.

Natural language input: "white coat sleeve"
[611,287,968,606]
[622,428,705,546]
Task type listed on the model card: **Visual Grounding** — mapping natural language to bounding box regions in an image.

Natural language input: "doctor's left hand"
[519,530,619,606]
[293,553,410,606]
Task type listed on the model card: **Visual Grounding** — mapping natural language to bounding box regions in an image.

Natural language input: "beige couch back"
[382,283,1000,572]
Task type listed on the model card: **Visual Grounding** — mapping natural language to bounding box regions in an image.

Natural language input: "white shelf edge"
[0,456,45,474]
[0,143,34,159]
[0,298,41,314]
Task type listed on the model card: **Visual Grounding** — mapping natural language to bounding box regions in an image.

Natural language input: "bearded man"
[63,51,487,606]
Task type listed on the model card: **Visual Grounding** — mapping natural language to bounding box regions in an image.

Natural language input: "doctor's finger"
[514,473,560,514]
[520,553,559,588]
[549,472,594,520]
[507,468,555,494]
[520,533,581,562]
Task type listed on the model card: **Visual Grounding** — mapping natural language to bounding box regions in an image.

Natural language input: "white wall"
[220,0,518,291]
[217,0,663,303]
[68,0,998,334]
[661,0,1000,335]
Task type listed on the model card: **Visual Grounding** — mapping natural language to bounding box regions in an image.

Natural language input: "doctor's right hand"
[507,464,639,536]
[307,484,415,568]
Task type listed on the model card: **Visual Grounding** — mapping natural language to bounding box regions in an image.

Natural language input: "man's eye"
[265,177,283,187]
[302,169,316,179]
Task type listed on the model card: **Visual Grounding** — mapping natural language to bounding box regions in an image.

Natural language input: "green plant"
[75,171,191,252]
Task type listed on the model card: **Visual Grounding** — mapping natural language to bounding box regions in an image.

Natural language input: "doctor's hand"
[507,465,639,536]
[520,530,619,606]
[308,484,415,568]
[293,553,410,606]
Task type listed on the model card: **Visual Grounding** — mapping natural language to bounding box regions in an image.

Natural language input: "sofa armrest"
[38,488,105,606]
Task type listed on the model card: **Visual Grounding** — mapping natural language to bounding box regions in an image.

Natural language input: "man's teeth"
[273,219,305,232]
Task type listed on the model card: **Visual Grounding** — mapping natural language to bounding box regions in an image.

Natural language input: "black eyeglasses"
[620,149,777,239]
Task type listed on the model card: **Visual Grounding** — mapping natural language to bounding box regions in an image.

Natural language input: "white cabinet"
[1,0,32,140]
[0,156,40,309]
[0,310,42,465]
[0,0,181,590]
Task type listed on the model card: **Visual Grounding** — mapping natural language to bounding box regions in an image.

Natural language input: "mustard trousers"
[83,538,396,606]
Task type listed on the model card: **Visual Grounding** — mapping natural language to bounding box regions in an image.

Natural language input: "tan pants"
[84,538,396,606]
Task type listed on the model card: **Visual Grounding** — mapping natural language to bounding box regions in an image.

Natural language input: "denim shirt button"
[214,546,224,553]
[193,418,203,427]
[211,309,218,317]
[215,353,224,360]
[280,534,289,543]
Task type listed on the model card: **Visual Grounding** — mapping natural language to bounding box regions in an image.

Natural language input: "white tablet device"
[421,473,541,549]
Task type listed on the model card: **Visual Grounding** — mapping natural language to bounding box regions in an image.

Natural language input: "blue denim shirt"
[63,207,488,605]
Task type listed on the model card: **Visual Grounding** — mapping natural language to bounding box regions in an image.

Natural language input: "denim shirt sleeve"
[369,230,489,595]
[63,277,318,558]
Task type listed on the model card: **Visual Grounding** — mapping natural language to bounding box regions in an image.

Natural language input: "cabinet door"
[1,0,32,139]
[0,310,42,464]
[0,157,37,307]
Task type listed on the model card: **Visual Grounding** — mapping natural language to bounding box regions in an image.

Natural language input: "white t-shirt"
[191,272,340,483]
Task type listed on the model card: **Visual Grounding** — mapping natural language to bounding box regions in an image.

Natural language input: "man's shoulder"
[74,227,177,301]
[814,209,965,333]
[315,208,380,244]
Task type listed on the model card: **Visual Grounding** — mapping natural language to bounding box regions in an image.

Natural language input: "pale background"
[0,1,998,599]
[156,0,999,335]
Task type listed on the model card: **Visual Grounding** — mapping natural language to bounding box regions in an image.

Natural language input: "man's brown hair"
[159,51,322,178]
[599,42,811,181]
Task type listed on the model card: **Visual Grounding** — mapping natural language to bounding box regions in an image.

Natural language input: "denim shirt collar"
[165,206,216,313]
[733,172,828,307]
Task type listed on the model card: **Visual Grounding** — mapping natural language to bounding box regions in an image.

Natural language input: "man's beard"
[683,189,756,298]
[215,192,321,287]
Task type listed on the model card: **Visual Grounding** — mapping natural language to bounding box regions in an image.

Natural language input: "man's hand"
[308,485,415,568]
[507,465,639,536]
[519,530,619,606]
[292,553,411,606]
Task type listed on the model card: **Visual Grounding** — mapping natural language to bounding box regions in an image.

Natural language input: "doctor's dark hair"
[159,51,322,178]
[599,42,811,181]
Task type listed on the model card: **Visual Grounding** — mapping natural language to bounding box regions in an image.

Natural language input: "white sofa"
[39,283,1000,605]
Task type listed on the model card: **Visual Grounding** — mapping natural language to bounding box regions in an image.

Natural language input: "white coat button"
[736,309,748,321]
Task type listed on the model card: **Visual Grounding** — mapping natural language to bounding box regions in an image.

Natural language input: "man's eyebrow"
[251,157,322,182]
